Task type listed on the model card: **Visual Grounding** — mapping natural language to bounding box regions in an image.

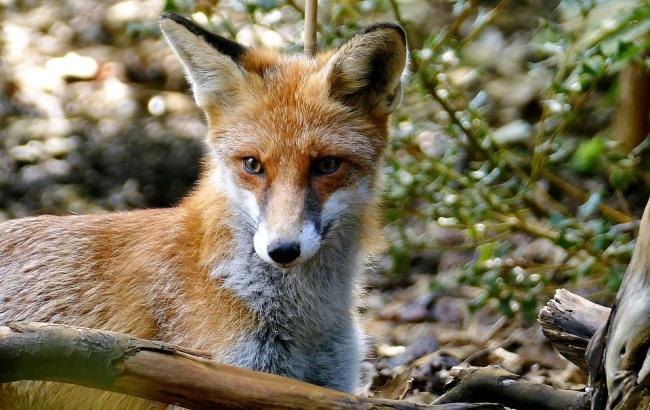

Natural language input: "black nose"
[267,242,301,265]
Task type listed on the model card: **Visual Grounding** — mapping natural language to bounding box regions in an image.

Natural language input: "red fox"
[0,12,407,408]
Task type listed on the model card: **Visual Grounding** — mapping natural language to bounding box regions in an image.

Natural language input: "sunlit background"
[1,0,649,398]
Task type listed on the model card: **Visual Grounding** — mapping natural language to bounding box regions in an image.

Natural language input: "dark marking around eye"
[314,157,342,175]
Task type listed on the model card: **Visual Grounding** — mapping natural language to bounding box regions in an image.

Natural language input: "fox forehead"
[206,51,388,167]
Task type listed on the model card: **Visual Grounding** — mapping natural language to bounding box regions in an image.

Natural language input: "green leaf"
[609,168,636,191]
[572,136,606,173]
[607,266,625,291]
[555,229,580,249]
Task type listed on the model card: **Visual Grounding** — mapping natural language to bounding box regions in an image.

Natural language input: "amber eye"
[315,157,342,175]
[243,157,263,175]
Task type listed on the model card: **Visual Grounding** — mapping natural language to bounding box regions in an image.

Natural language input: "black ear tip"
[160,12,185,24]
[362,22,407,45]
[159,11,247,62]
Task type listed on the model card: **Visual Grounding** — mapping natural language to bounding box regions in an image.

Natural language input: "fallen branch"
[434,366,591,410]
[538,288,610,373]
[0,322,500,410]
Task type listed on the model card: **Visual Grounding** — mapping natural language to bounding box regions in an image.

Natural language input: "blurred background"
[1,0,649,402]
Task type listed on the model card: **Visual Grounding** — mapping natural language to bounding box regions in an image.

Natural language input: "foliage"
[382,0,650,319]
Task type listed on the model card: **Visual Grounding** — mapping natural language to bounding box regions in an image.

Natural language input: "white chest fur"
[210,228,365,392]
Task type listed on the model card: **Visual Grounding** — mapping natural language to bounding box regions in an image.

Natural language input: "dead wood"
[433,365,591,410]
[587,201,650,409]
[0,322,501,410]
[538,288,611,373]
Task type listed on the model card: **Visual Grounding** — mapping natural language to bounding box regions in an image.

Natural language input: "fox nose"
[267,242,301,265]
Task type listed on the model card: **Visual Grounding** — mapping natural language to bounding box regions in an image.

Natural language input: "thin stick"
[304,0,318,56]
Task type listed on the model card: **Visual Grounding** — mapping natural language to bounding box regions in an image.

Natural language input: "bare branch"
[434,366,591,410]
[0,322,500,410]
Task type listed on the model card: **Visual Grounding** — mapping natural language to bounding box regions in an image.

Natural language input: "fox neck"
[219,218,362,332]
[183,180,367,331]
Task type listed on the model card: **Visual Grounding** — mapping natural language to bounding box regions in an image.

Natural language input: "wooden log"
[0,322,501,410]
[538,288,611,373]
[433,366,591,410]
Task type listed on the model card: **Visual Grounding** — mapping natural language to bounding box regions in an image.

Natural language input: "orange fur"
[0,15,407,407]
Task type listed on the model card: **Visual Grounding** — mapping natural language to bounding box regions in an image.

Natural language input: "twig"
[442,0,480,50]
[304,0,318,56]
[528,3,594,184]
[285,0,304,15]
[541,169,632,224]
[458,0,511,49]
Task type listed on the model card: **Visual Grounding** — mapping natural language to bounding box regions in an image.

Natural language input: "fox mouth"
[272,260,301,269]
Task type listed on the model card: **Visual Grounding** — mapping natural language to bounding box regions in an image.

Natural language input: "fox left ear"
[322,23,408,115]
[160,13,248,110]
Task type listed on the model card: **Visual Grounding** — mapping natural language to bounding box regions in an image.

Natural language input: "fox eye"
[243,157,263,175]
[315,157,342,175]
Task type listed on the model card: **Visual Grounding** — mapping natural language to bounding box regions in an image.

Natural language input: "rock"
[447,67,479,89]
[415,128,454,158]
[488,347,524,374]
[492,119,533,144]
[46,52,98,80]
[386,335,440,367]
[515,238,567,265]
[432,297,467,324]
[485,75,540,108]
[496,36,529,77]
[463,28,506,68]
[105,0,163,27]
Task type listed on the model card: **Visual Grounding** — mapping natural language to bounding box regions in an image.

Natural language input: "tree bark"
[538,288,611,373]
[587,200,650,409]
[0,322,500,410]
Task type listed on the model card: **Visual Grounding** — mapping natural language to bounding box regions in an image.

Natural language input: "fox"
[0,12,407,409]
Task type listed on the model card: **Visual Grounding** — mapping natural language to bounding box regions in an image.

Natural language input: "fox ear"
[160,13,247,110]
[323,23,408,115]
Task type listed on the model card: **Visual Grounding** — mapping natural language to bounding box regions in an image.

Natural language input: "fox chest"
[216,317,360,392]
[215,290,336,378]
[204,247,362,391]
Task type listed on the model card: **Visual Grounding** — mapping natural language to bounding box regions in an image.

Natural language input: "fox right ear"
[322,23,408,116]
[160,13,247,110]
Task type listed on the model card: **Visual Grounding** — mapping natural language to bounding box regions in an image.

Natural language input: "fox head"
[161,13,407,268]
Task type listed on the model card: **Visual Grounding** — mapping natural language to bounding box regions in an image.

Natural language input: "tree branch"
[434,366,591,410]
[0,322,500,410]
